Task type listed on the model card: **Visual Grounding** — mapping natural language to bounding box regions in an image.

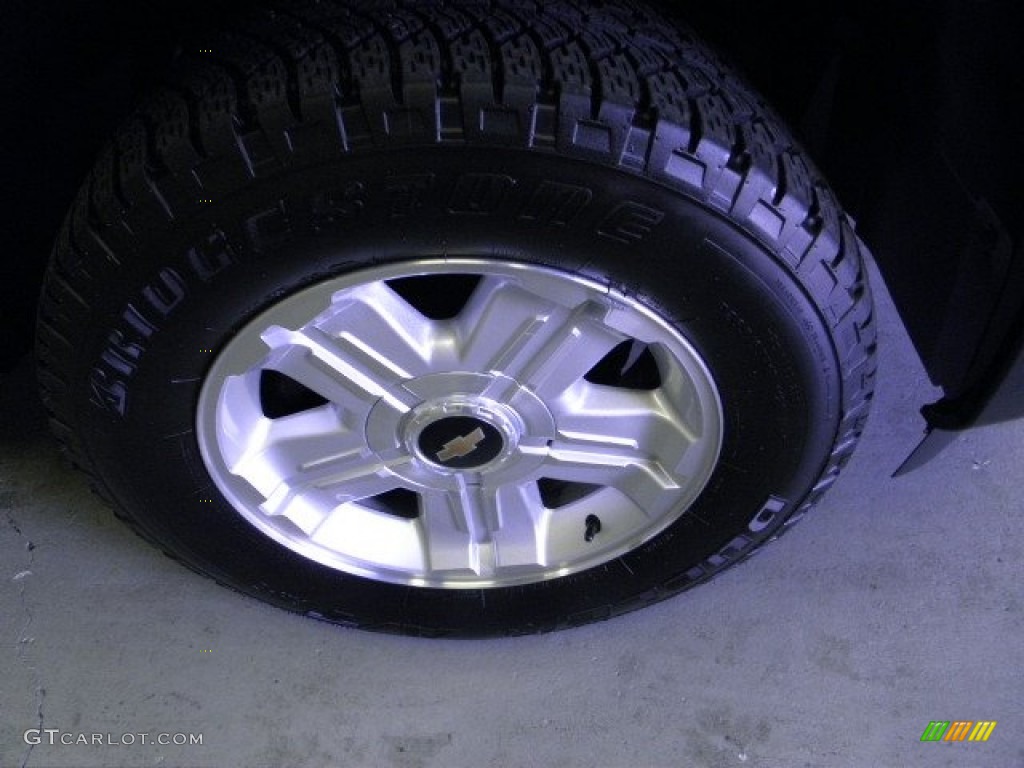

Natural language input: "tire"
[37,0,876,636]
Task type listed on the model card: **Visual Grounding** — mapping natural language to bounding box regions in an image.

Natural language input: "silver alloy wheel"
[196,259,723,588]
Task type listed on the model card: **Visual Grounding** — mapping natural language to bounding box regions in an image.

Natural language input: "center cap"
[366,372,556,489]
[418,416,505,469]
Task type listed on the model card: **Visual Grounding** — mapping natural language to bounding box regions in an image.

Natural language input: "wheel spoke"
[260,465,406,535]
[536,435,681,515]
[261,325,419,414]
[490,482,548,568]
[452,478,500,577]
[225,406,409,533]
[418,488,487,575]
[319,280,440,376]
[457,276,626,400]
[229,404,359,483]
[214,370,269,470]
[309,504,426,573]
[418,481,549,575]
[261,442,409,508]
[551,380,698,452]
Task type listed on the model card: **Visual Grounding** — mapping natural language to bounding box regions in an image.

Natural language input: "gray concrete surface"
[2,262,1021,768]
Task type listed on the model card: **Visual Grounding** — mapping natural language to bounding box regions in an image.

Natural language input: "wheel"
[37,0,876,636]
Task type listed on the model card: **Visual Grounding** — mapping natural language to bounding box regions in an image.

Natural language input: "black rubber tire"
[36,0,876,636]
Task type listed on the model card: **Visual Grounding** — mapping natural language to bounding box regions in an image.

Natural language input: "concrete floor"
[2,262,1021,768]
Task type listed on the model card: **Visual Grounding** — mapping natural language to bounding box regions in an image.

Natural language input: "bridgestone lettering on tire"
[37,0,877,636]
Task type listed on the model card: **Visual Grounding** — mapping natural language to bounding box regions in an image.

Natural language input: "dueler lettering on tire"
[37,0,876,636]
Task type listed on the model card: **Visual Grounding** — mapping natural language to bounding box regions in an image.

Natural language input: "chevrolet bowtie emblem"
[436,427,486,462]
